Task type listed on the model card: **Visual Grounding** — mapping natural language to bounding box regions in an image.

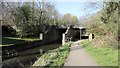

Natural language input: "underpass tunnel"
[64,27,87,42]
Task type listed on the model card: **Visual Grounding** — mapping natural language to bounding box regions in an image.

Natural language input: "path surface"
[64,40,99,66]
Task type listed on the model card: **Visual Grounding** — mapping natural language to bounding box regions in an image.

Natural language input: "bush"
[2,25,16,37]
[83,2,118,48]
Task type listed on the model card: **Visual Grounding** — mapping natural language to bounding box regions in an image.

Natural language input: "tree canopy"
[2,2,60,37]
[82,2,119,48]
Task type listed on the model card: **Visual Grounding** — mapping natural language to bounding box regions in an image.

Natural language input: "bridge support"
[80,29,81,40]
[89,33,93,41]
[62,33,65,45]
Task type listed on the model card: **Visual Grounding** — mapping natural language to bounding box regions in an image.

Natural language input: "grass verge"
[33,42,71,67]
[81,40,118,66]
[2,37,40,46]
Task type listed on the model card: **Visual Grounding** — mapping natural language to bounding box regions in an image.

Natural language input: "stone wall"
[43,27,63,44]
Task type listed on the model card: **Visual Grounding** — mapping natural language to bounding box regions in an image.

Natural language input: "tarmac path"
[64,40,99,66]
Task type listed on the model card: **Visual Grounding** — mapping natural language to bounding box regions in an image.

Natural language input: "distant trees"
[60,14,71,27]
[60,13,78,27]
[71,16,78,26]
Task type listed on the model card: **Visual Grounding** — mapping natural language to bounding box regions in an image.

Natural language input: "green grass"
[1,37,40,46]
[81,40,118,66]
[33,42,71,66]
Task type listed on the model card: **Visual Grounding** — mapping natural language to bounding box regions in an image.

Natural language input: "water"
[2,43,61,67]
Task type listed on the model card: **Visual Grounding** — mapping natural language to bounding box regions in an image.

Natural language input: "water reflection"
[2,43,61,67]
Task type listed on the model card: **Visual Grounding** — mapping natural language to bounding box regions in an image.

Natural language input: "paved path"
[64,40,99,66]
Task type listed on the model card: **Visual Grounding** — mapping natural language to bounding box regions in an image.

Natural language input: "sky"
[54,2,101,19]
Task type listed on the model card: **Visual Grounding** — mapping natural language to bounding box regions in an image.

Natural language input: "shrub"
[33,42,71,66]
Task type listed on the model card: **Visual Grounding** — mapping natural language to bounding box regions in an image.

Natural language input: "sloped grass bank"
[81,40,118,66]
[33,42,71,67]
[2,37,40,46]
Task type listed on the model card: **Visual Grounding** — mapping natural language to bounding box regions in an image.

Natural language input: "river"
[2,43,61,67]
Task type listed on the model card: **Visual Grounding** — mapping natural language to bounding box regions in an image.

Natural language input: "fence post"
[39,33,43,40]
